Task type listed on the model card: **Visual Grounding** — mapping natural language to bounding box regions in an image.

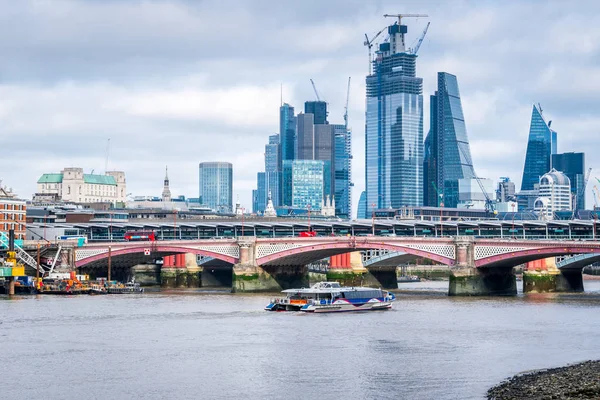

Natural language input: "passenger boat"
[107,281,144,294]
[265,282,395,313]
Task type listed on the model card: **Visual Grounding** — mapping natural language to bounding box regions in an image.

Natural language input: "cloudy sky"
[1,0,599,214]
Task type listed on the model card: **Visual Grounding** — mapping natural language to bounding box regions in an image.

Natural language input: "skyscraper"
[304,101,328,125]
[282,160,324,210]
[357,191,367,219]
[199,162,233,213]
[333,124,352,219]
[265,134,281,207]
[423,72,476,208]
[552,152,585,211]
[255,172,266,213]
[279,103,296,165]
[521,104,558,191]
[365,22,424,209]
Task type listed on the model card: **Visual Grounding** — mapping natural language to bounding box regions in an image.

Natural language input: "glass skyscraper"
[255,172,266,213]
[552,152,585,211]
[423,72,475,208]
[279,103,296,165]
[357,191,367,219]
[199,162,233,213]
[521,104,557,191]
[365,23,424,209]
[282,160,324,210]
[265,134,281,207]
[304,101,328,125]
[333,124,352,219]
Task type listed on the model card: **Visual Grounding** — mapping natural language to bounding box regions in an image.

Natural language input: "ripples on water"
[2,281,600,400]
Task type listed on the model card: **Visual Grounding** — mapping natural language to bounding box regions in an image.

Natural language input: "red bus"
[124,231,156,241]
[298,231,317,237]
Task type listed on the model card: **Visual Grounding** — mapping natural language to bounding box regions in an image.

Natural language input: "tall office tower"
[199,162,233,213]
[426,72,476,208]
[552,152,585,211]
[304,101,328,125]
[265,134,281,207]
[252,189,259,214]
[333,124,352,219]
[279,103,296,166]
[423,93,438,206]
[365,21,424,209]
[357,191,367,219]
[282,160,325,210]
[254,172,266,213]
[521,104,558,191]
[296,112,335,202]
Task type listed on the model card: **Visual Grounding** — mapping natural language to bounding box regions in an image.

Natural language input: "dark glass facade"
[279,103,296,164]
[521,104,557,191]
[552,152,585,211]
[199,162,233,213]
[304,101,328,125]
[357,191,367,219]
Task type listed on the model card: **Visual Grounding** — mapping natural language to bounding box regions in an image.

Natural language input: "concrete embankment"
[401,265,450,280]
[488,360,600,399]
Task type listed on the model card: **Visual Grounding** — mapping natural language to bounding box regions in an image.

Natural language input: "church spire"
[162,165,171,202]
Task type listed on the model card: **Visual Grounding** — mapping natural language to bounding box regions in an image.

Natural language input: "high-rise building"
[282,160,324,210]
[265,134,281,207]
[279,103,296,165]
[521,104,558,191]
[199,162,233,213]
[533,169,571,219]
[357,191,367,219]
[552,152,585,211]
[333,124,352,219]
[304,101,328,125]
[497,177,516,202]
[255,172,266,213]
[296,113,315,160]
[423,72,475,208]
[365,21,424,209]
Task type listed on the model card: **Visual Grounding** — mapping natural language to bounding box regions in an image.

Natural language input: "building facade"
[199,162,233,213]
[534,169,571,219]
[37,168,127,205]
[521,104,558,192]
[279,103,296,165]
[497,177,516,202]
[424,72,476,208]
[282,160,324,211]
[456,178,495,210]
[365,22,424,209]
[357,191,367,219]
[304,101,328,125]
[0,187,26,240]
[552,152,585,211]
[333,124,352,219]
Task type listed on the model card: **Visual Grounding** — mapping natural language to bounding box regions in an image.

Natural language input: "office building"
[304,101,328,125]
[497,177,516,202]
[357,191,367,219]
[456,178,495,210]
[265,134,281,207]
[199,162,233,213]
[254,172,266,214]
[282,160,324,210]
[333,124,352,219]
[424,72,476,208]
[365,21,424,209]
[521,104,558,191]
[279,103,296,165]
[552,152,585,211]
[37,167,127,205]
[533,169,571,219]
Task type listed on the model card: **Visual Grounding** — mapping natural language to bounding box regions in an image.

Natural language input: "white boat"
[265,282,396,313]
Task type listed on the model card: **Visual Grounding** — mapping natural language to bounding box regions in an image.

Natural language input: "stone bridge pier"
[449,237,517,296]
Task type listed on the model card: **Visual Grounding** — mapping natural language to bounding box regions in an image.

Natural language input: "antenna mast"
[104,138,111,173]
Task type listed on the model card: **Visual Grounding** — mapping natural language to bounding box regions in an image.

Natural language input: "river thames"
[2,281,600,400]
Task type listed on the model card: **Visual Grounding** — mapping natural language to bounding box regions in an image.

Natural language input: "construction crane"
[576,167,593,209]
[309,79,321,102]
[343,77,351,129]
[363,27,387,75]
[411,21,430,55]
[383,13,428,26]
[456,144,496,214]
[593,186,600,209]
[431,181,444,207]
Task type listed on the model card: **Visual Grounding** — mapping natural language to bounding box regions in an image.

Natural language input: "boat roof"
[281,282,382,294]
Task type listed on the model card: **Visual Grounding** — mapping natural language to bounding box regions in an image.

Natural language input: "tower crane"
[411,21,430,55]
[383,13,428,26]
[309,79,321,102]
[456,144,496,214]
[363,27,387,75]
[343,77,351,129]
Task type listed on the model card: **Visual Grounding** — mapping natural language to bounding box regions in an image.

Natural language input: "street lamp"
[307,204,311,232]
[241,207,245,237]
[511,202,516,239]
[173,210,178,240]
[439,194,444,237]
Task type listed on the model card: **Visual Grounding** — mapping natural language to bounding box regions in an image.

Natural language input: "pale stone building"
[37,168,126,205]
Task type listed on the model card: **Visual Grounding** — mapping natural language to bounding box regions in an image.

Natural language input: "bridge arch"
[476,246,600,269]
[76,244,238,269]
[256,241,456,267]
